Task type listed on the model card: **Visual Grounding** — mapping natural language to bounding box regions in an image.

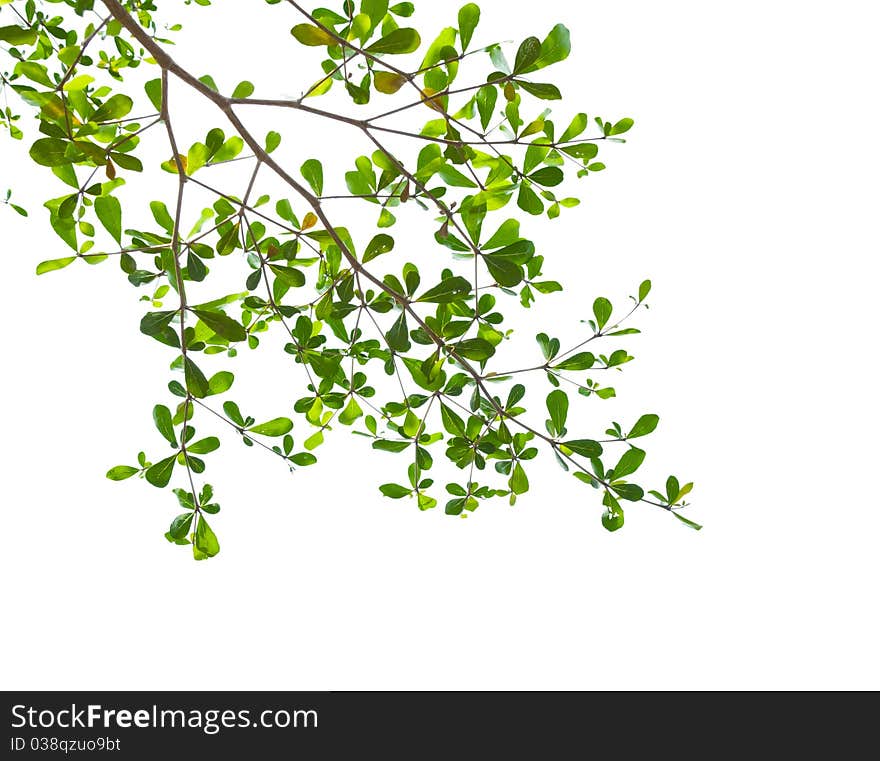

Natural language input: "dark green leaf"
[528,167,564,186]
[145,455,176,488]
[0,25,38,45]
[184,357,210,398]
[454,337,495,362]
[514,37,541,73]
[613,447,645,479]
[416,276,472,303]
[153,404,177,446]
[363,233,394,262]
[602,492,625,531]
[373,439,411,452]
[169,512,194,540]
[562,439,602,458]
[269,264,306,288]
[546,389,568,433]
[380,483,411,498]
[140,310,176,337]
[386,312,411,352]
[517,81,561,100]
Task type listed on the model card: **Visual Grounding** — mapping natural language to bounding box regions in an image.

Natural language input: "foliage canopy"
[0,0,697,559]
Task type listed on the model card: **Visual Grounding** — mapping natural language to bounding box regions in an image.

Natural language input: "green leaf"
[144,78,163,111]
[562,439,602,458]
[366,27,421,54]
[91,94,133,123]
[269,264,306,288]
[188,436,220,454]
[94,195,122,244]
[63,74,94,92]
[546,389,568,434]
[510,462,529,494]
[192,308,247,342]
[232,80,254,98]
[440,404,465,436]
[380,483,411,498]
[36,257,76,275]
[484,240,533,287]
[0,24,37,45]
[517,81,561,100]
[454,337,495,361]
[184,357,211,398]
[106,465,138,481]
[291,24,336,46]
[458,3,480,50]
[362,0,390,28]
[639,279,652,301]
[29,138,71,167]
[476,85,497,130]
[554,352,595,371]
[207,371,234,396]
[339,396,363,425]
[629,414,659,438]
[613,447,645,479]
[593,297,612,329]
[169,512,194,540]
[560,113,588,142]
[514,37,541,73]
[363,233,394,262]
[673,513,702,531]
[248,418,293,436]
[193,515,220,559]
[528,166,564,186]
[602,492,625,531]
[417,276,472,303]
[374,71,407,94]
[386,312,411,352]
[140,310,176,337]
[265,130,281,153]
[373,439,411,453]
[517,183,544,215]
[145,455,176,488]
[610,117,634,136]
[612,483,644,502]
[153,404,177,446]
[522,23,570,72]
[562,143,599,161]
[300,158,324,195]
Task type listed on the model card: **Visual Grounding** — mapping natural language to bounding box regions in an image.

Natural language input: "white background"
[1,0,878,690]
